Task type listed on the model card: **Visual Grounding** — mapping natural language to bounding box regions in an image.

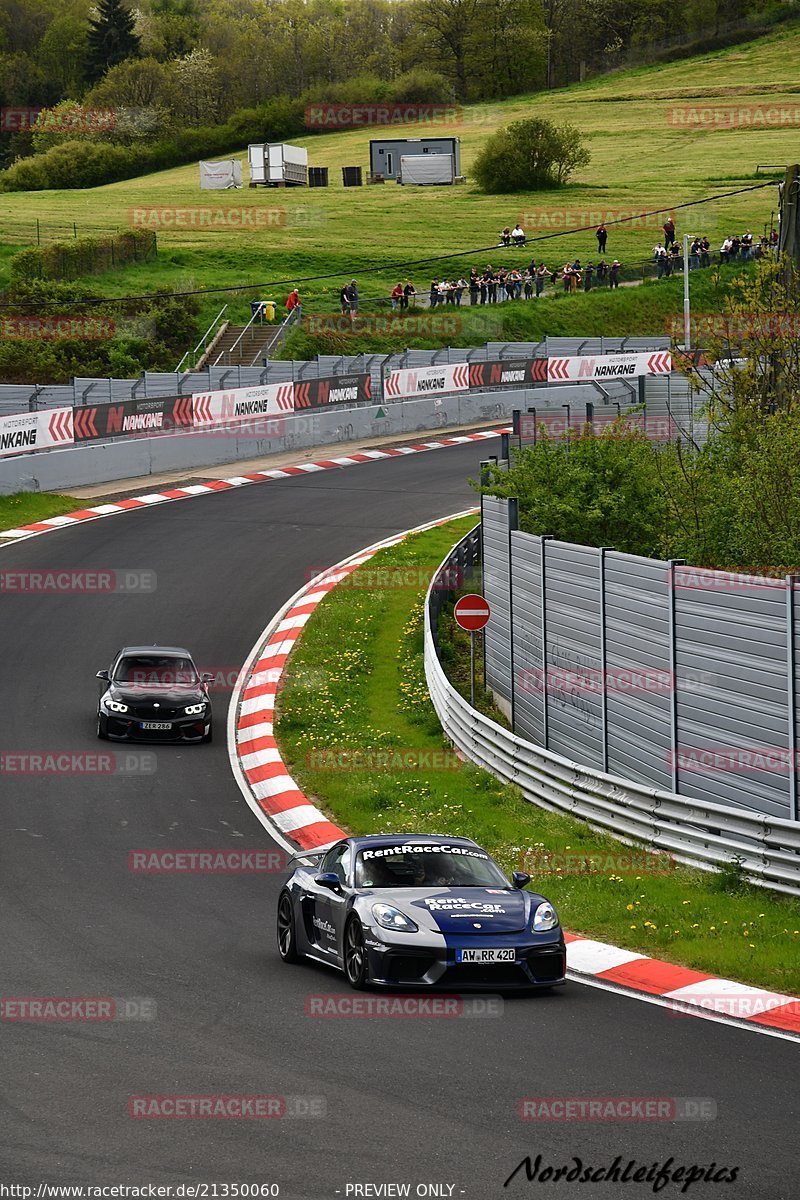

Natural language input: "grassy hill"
[0,23,797,340]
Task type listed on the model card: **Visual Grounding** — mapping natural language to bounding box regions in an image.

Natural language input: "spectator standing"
[286,287,300,312]
[596,223,608,254]
[487,268,498,304]
[583,262,594,292]
[347,280,359,314]
[700,237,710,268]
[479,274,488,305]
[596,259,608,285]
[663,217,676,248]
[340,283,350,315]
[469,272,479,306]
[402,280,415,309]
[689,238,701,270]
[390,283,403,311]
[609,260,622,288]
[455,277,466,305]
[536,264,552,296]
[430,280,440,308]
[653,242,667,279]
[523,269,533,299]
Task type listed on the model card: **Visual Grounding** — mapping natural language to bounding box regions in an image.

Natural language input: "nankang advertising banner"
[294,374,371,409]
[192,382,295,427]
[384,363,470,400]
[0,407,73,458]
[467,359,548,388]
[72,396,193,442]
[547,351,671,382]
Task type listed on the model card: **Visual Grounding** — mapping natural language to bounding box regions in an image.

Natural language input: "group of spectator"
[376,216,779,313]
[387,259,626,308]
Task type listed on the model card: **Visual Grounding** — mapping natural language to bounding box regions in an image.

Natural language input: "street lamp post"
[683,233,692,351]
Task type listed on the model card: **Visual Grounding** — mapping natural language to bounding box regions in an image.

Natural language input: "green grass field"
[276,517,800,994]
[0,22,798,337]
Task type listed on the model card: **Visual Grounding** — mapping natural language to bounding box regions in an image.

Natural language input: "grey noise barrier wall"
[482,496,800,823]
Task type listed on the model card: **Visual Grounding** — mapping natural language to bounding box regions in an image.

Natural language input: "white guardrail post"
[424,527,800,897]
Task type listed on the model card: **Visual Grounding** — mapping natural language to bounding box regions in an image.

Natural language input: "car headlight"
[371,903,418,933]
[105,699,129,714]
[532,901,559,932]
[184,703,206,715]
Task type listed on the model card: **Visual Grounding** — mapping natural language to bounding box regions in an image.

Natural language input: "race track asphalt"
[1,439,797,1199]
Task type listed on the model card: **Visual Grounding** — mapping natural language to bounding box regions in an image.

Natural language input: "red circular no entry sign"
[454,594,491,632]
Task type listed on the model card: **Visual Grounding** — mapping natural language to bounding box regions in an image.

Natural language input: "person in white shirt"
[511,224,526,246]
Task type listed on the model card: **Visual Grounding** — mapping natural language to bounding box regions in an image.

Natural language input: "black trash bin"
[342,165,363,187]
[308,166,329,188]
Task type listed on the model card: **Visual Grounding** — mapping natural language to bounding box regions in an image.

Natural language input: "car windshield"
[114,656,197,686]
[353,844,509,889]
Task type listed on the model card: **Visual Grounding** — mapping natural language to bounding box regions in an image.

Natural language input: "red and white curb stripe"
[229,521,800,1041]
[565,934,800,1040]
[228,511,476,856]
[0,427,510,544]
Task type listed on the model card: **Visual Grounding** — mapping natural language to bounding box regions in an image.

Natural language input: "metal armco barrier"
[425,529,800,897]
[0,336,670,417]
[384,350,671,400]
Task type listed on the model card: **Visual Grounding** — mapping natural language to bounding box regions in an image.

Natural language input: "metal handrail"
[214,305,263,367]
[175,305,228,372]
[424,530,800,897]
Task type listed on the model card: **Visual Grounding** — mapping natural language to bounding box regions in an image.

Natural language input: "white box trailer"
[399,153,455,185]
[248,143,308,187]
[199,159,242,189]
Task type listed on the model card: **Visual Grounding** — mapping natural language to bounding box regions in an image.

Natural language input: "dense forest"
[0,0,796,170]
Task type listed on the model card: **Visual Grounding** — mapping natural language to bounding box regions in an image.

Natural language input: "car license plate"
[140,721,172,730]
[456,948,516,964]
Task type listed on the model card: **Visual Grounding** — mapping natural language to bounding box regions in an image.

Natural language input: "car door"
[312,843,352,963]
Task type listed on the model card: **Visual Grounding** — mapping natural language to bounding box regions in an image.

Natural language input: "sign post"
[454,594,491,708]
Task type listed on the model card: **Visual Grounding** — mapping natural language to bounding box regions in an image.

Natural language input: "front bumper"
[102,711,210,742]
[363,931,566,990]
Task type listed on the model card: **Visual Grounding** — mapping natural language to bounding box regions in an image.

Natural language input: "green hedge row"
[11,230,157,282]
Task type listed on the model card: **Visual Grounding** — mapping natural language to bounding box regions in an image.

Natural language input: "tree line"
[1,0,795,167]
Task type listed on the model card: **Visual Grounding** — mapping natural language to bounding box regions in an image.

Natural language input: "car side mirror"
[96,670,110,681]
[200,673,214,683]
[512,871,531,889]
[315,872,342,892]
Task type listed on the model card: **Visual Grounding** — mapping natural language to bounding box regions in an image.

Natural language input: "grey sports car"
[276,833,566,990]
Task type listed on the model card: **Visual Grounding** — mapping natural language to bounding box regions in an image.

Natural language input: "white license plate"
[456,948,516,964]
[141,721,172,730]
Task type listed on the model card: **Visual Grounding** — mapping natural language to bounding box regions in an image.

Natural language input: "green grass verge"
[0,490,82,532]
[276,515,800,995]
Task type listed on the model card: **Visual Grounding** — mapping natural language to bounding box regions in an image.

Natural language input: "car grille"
[384,952,438,983]
[443,964,527,987]
[526,950,566,982]
[131,705,179,719]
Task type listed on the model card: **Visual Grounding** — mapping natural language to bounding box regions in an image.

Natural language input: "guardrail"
[424,528,800,897]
